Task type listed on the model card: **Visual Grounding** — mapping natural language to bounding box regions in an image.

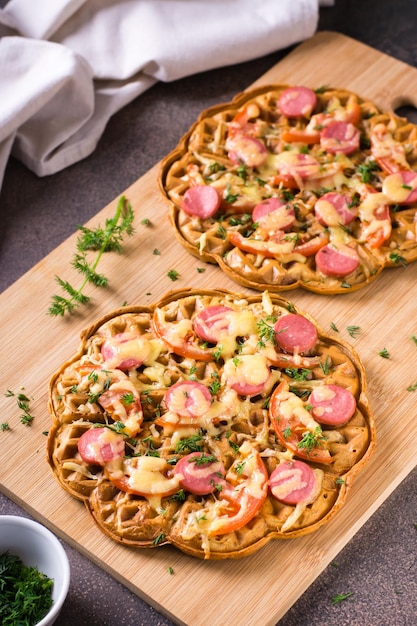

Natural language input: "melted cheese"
[223,353,269,387]
[371,123,409,168]
[162,318,194,346]
[102,335,151,369]
[278,391,320,432]
[315,198,343,226]
[383,172,417,203]
[126,456,181,495]
[358,191,388,223]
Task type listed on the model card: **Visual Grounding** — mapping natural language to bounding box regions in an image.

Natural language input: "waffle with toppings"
[47,289,375,559]
[160,84,417,294]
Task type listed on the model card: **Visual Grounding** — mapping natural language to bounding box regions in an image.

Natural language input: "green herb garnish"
[5,390,35,426]
[347,325,360,338]
[48,195,134,316]
[332,591,353,605]
[167,269,179,281]
[378,348,390,359]
[0,551,53,625]
[389,252,407,267]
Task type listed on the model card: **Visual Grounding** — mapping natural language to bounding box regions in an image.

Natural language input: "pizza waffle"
[47,289,375,559]
[159,84,417,294]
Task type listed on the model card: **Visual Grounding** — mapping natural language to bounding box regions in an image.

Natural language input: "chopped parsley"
[167,269,179,281]
[0,551,53,625]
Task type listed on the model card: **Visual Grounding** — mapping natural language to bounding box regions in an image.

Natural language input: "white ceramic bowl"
[0,515,70,626]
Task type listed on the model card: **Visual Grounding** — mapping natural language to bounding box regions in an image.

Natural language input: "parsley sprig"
[48,196,134,316]
[5,390,35,426]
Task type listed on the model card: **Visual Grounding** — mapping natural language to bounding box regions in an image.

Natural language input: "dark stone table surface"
[1,1,416,625]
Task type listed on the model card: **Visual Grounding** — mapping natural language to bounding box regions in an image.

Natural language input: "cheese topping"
[223,353,269,387]
[102,335,151,369]
[383,172,417,203]
[125,456,181,495]
[278,390,321,432]
[315,198,344,226]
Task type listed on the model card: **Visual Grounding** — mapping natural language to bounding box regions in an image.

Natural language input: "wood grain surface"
[1,32,417,626]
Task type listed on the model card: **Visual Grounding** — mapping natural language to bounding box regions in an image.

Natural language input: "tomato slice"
[370,123,410,174]
[207,442,268,536]
[293,232,329,256]
[269,381,333,464]
[152,308,215,361]
[359,188,392,249]
[98,385,143,437]
[227,230,279,257]
[343,95,361,125]
[227,230,296,258]
[281,129,321,144]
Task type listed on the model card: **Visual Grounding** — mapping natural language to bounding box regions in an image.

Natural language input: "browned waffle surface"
[48,289,375,559]
[160,84,417,294]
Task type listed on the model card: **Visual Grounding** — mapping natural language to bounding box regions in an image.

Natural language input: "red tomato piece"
[343,95,361,125]
[227,231,279,257]
[315,244,360,277]
[279,86,317,118]
[269,460,318,505]
[164,380,212,418]
[101,332,150,371]
[320,121,360,155]
[181,185,221,219]
[370,123,410,174]
[208,443,268,536]
[78,427,125,466]
[314,192,357,227]
[274,313,318,354]
[226,132,267,168]
[281,128,321,144]
[174,452,226,496]
[293,232,329,257]
[269,381,333,465]
[98,387,143,436]
[192,305,234,343]
[357,185,392,248]
[152,308,215,362]
[310,384,356,426]
[229,103,260,135]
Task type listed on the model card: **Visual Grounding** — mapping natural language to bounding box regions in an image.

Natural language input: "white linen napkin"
[0,0,328,193]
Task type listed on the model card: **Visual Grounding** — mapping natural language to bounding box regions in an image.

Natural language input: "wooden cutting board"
[1,31,417,626]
